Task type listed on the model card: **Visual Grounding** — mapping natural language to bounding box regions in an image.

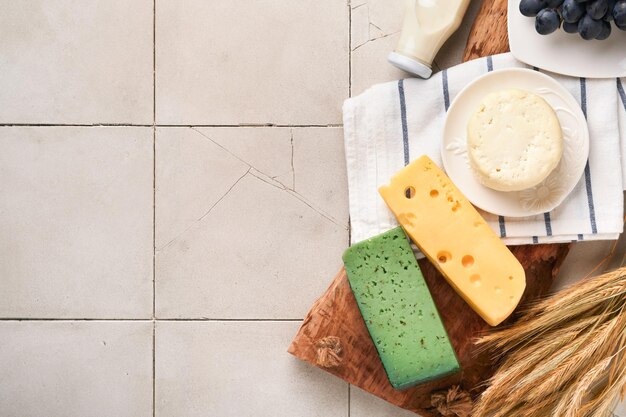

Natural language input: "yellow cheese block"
[379,155,526,326]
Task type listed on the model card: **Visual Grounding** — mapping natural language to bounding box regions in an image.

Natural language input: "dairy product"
[379,156,526,327]
[343,227,459,389]
[467,89,563,192]
[388,0,471,78]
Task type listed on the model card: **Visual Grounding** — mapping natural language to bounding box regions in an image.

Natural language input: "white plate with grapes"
[509,0,626,78]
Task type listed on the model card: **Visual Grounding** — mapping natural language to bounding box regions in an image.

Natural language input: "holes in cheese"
[436,251,451,264]
[462,255,474,268]
[379,155,526,327]
[470,274,481,286]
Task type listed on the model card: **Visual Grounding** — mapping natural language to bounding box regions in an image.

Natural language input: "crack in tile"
[369,21,384,35]
[369,23,385,43]
[352,31,399,52]
[247,170,348,230]
[156,168,250,252]
[248,168,290,190]
[351,2,399,52]
[269,170,293,181]
[159,128,347,251]
[189,127,346,229]
[190,127,292,190]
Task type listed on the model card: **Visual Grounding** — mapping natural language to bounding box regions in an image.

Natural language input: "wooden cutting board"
[289,0,571,415]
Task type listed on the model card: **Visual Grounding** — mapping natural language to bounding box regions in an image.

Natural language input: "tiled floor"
[0,1,623,416]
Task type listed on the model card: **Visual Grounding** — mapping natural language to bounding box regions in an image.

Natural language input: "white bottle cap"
[388,52,433,79]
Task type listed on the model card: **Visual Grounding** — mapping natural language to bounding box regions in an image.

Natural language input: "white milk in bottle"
[389,0,471,78]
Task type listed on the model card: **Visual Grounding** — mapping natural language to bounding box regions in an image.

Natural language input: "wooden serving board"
[463,0,510,62]
[289,1,572,415]
[288,246,569,416]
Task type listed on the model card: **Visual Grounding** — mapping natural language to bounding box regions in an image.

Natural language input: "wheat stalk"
[472,266,626,417]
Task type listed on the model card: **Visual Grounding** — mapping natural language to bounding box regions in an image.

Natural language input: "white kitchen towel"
[344,53,625,245]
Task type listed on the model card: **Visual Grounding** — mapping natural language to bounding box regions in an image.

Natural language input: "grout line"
[348,0,352,98]
[160,124,344,128]
[0,123,343,128]
[0,123,154,127]
[152,2,157,415]
[0,318,303,322]
[348,384,351,417]
[347,0,353,245]
[152,321,156,417]
[156,318,303,322]
[153,0,156,125]
[348,215,352,246]
[0,318,155,322]
[152,136,156,305]
[152,0,157,322]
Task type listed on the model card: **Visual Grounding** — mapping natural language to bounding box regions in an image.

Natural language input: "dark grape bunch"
[520,0,626,40]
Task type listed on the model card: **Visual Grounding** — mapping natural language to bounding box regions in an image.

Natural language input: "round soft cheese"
[467,89,563,192]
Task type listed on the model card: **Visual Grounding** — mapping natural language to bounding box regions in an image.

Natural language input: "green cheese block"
[343,227,460,390]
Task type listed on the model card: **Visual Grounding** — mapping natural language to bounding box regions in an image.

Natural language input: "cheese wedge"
[379,155,526,326]
[343,227,459,389]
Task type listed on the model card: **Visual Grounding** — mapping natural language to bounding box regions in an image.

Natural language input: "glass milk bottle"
[389,0,471,78]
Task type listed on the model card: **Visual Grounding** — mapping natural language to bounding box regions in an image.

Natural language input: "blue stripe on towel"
[486,56,493,72]
[532,236,539,244]
[583,162,597,233]
[580,78,598,234]
[578,234,584,241]
[498,216,507,238]
[581,78,588,116]
[442,70,450,111]
[618,79,626,111]
[544,212,553,236]
[398,79,409,166]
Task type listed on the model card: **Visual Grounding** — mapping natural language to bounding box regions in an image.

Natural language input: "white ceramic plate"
[441,68,589,217]
[508,0,626,78]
